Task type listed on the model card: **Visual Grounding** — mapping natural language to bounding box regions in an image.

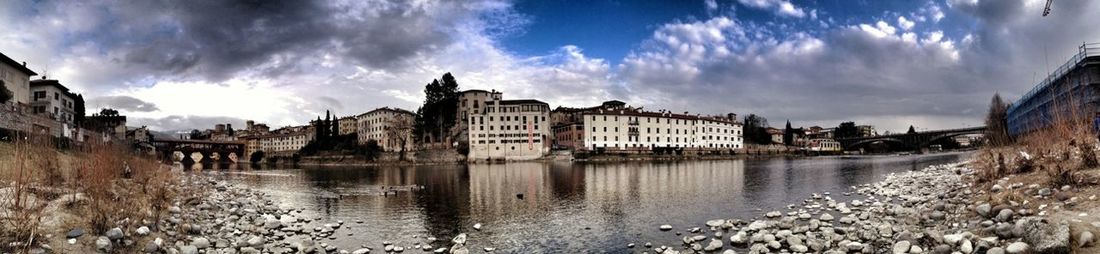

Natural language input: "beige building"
[28,79,79,137]
[356,107,416,151]
[550,100,627,150]
[467,91,551,161]
[338,116,358,135]
[259,127,314,155]
[582,109,742,151]
[0,52,37,106]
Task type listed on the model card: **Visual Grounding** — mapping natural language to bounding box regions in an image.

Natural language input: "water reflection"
[209,152,969,252]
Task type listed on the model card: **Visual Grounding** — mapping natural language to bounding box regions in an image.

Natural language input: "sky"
[1,0,1097,134]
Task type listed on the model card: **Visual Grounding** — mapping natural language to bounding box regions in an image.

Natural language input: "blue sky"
[1,0,1097,132]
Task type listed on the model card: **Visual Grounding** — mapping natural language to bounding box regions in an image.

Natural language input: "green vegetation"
[414,73,460,143]
[742,114,771,144]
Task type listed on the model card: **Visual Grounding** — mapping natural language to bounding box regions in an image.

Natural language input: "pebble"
[1006,242,1028,254]
[659,225,673,231]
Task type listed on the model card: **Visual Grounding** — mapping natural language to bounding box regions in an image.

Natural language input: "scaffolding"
[1006,43,1100,136]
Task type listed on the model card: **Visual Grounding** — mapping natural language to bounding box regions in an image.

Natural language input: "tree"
[0,80,12,104]
[74,94,86,126]
[783,120,794,146]
[414,73,461,143]
[385,116,414,161]
[742,114,771,144]
[835,122,859,138]
[907,125,917,134]
[985,93,1011,146]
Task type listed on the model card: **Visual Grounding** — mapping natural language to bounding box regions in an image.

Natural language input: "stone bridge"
[150,138,245,164]
[835,127,986,151]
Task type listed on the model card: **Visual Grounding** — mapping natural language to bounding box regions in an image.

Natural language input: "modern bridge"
[835,126,986,151]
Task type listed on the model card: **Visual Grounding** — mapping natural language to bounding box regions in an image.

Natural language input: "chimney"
[22,62,26,66]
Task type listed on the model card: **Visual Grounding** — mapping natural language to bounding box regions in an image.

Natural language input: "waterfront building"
[767,127,783,144]
[467,90,551,160]
[356,107,416,151]
[550,100,627,150]
[581,108,742,152]
[259,126,314,156]
[453,89,496,146]
[0,52,37,107]
[857,125,877,137]
[338,116,357,136]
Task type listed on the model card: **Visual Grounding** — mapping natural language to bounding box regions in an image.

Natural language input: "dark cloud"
[88,95,160,112]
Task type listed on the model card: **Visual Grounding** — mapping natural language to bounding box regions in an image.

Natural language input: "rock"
[179,245,198,254]
[143,241,159,253]
[721,250,736,254]
[660,225,673,231]
[1080,231,1095,248]
[352,248,371,254]
[1038,188,1052,197]
[706,220,724,228]
[95,236,111,250]
[453,233,468,245]
[730,231,748,246]
[910,245,924,253]
[247,235,264,247]
[960,239,973,253]
[169,206,181,213]
[790,244,808,252]
[930,211,946,220]
[106,227,124,240]
[473,223,482,231]
[893,241,911,254]
[704,239,723,251]
[1021,219,1070,253]
[944,234,964,245]
[992,184,1004,193]
[191,237,210,249]
[995,209,1014,222]
[264,218,282,229]
[846,242,864,251]
[820,213,834,221]
[66,228,84,238]
[1005,242,1028,254]
[135,226,150,236]
[986,247,1005,254]
[976,203,992,217]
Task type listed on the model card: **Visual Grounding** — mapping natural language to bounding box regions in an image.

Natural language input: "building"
[356,107,416,151]
[28,79,79,136]
[581,108,742,152]
[549,100,627,150]
[84,110,127,140]
[856,125,877,137]
[259,126,314,155]
[453,89,496,144]
[0,52,37,106]
[467,91,551,160]
[338,116,358,136]
[1007,42,1100,136]
[767,127,783,144]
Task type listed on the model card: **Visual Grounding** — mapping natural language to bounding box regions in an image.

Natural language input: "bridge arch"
[918,131,984,149]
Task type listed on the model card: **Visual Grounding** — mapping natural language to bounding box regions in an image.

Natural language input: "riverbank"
[648,160,1097,253]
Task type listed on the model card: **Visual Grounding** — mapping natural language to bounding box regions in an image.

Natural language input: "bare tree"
[985,93,1012,146]
[386,116,415,161]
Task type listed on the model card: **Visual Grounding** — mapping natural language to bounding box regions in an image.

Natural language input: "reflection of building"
[0,52,37,106]
[467,90,551,161]
[356,107,416,151]
[582,108,742,151]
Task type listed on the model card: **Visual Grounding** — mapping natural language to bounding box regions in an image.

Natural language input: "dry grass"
[0,134,177,252]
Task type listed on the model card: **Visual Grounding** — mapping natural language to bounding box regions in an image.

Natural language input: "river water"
[205,152,970,253]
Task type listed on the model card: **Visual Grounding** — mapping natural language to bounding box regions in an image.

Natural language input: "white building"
[28,79,79,138]
[582,109,742,151]
[259,129,313,154]
[356,107,416,151]
[0,52,37,106]
[467,91,551,161]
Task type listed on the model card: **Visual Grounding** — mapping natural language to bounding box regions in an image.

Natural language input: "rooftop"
[30,79,70,92]
[0,52,37,76]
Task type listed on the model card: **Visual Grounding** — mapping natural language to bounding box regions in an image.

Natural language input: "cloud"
[897,16,915,31]
[737,0,806,18]
[88,95,160,113]
[130,115,249,133]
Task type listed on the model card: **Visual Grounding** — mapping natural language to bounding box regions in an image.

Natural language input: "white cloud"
[737,0,806,18]
[897,16,915,31]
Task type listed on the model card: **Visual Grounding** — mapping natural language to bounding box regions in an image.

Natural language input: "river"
[203,152,971,253]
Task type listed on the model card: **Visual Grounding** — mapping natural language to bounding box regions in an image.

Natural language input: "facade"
[28,79,78,127]
[467,92,551,161]
[0,52,37,106]
[355,107,416,151]
[338,116,358,136]
[856,125,877,137]
[1007,42,1100,136]
[549,100,627,150]
[581,108,742,151]
[453,89,497,144]
[259,127,314,155]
